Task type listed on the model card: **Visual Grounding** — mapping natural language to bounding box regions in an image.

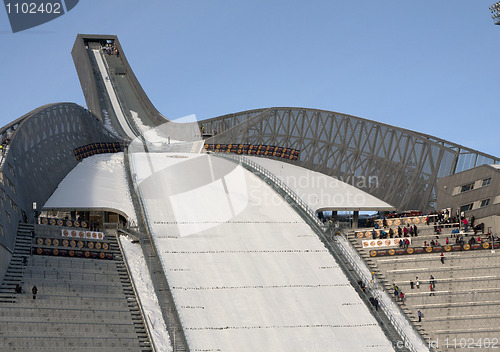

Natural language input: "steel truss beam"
[201,107,500,212]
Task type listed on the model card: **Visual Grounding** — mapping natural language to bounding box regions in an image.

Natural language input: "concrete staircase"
[0,223,33,303]
[0,223,153,351]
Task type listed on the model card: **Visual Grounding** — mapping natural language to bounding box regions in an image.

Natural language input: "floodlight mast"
[490,1,500,25]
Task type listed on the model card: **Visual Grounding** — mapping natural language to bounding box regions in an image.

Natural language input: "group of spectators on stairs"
[371,223,419,239]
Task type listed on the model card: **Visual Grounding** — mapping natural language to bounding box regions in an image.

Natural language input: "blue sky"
[0,0,498,157]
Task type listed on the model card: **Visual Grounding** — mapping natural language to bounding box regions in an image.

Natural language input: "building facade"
[437,164,500,222]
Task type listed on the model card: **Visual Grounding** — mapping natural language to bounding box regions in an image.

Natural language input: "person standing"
[440,252,445,264]
[410,279,414,289]
[32,285,38,300]
[429,284,435,296]
[430,275,435,288]
[418,309,422,322]
[416,277,420,289]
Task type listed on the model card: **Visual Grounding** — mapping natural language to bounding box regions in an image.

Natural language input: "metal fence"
[125,149,190,352]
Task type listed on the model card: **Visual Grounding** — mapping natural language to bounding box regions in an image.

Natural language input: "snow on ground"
[129,111,204,153]
[43,153,137,224]
[130,152,395,352]
[130,110,168,144]
[101,109,121,138]
[92,50,136,139]
[119,235,173,352]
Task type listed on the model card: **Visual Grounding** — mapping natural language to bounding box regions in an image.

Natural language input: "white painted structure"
[43,153,136,223]
[247,156,395,212]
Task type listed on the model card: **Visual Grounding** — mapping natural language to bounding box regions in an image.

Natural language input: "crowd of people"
[361,209,498,327]
[371,224,419,239]
[102,42,119,57]
[366,209,497,252]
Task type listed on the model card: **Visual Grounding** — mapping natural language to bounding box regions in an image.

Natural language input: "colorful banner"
[61,229,104,240]
[374,216,427,228]
[73,142,122,161]
[32,247,113,260]
[369,242,499,257]
[362,238,411,248]
[205,143,300,160]
[41,217,88,228]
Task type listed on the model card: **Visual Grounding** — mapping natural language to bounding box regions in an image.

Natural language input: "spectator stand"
[33,223,113,260]
[346,212,500,350]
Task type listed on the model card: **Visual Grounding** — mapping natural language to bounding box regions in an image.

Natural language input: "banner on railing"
[206,143,300,160]
[61,229,104,240]
[73,142,122,161]
[40,217,89,228]
[32,247,113,260]
[374,216,427,227]
[369,242,499,257]
[362,238,411,248]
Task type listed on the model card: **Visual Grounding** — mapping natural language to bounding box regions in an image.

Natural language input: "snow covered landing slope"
[130,152,393,352]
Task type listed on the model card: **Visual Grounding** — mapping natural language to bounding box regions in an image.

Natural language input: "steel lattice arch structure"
[0,102,119,277]
[200,107,500,212]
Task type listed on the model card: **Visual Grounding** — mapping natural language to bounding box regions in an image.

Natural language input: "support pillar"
[352,211,359,229]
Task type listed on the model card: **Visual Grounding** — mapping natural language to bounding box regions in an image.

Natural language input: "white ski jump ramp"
[130,151,394,351]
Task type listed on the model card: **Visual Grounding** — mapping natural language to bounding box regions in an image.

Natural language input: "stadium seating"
[347,220,500,351]
[0,222,152,351]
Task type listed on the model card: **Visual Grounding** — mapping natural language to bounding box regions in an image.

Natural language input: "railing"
[125,148,190,351]
[217,153,430,352]
[332,230,430,351]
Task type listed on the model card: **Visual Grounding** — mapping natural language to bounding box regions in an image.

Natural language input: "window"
[482,178,491,187]
[480,199,490,208]
[5,211,10,223]
[460,203,473,212]
[460,183,474,193]
[0,225,3,237]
